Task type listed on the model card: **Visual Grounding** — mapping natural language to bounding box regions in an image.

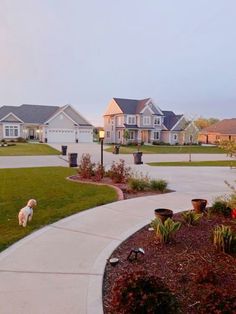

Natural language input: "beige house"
[198,118,236,144]
[0,104,93,143]
[103,98,198,144]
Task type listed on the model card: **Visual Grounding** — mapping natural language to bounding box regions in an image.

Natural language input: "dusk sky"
[1,1,236,126]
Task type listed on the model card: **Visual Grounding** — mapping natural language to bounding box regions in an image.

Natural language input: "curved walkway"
[0,165,235,314]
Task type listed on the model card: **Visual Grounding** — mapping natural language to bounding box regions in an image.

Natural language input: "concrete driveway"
[0,143,235,313]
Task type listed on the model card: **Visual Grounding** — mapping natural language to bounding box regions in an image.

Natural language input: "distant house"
[198,118,236,144]
[103,98,198,145]
[0,104,93,143]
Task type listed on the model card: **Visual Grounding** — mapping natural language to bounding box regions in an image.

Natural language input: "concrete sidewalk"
[0,165,235,314]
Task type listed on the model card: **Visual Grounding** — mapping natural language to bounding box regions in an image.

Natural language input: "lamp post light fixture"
[99,130,105,168]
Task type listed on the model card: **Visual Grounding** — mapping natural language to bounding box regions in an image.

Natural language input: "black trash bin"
[113,145,120,154]
[68,153,78,167]
[133,151,143,164]
[61,145,67,156]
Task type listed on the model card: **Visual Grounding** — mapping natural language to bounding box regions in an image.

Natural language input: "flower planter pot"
[154,208,173,223]
[191,199,207,213]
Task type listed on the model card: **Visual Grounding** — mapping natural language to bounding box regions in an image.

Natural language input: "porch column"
[137,130,142,143]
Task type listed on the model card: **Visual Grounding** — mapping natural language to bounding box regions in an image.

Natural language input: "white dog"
[18,199,37,227]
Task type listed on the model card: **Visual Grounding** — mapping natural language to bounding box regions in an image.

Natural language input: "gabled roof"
[0,105,60,123]
[200,118,236,135]
[162,111,184,130]
[113,98,152,114]
[0,104,92,126]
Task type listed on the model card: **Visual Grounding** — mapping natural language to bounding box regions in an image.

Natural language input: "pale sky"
[1,0,236,126]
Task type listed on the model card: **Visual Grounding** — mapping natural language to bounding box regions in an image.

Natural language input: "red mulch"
[103,212,236,314]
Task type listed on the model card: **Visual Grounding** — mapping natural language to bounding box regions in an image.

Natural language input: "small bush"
[128,177,150,191]
[182,210,203,225]
[110,271,179,313]
[93,163,104,182]
[150,179,168,192]
[211,197,231,217]
[77,153,95,179]
[108,159,131,183]
[16,137,27,143]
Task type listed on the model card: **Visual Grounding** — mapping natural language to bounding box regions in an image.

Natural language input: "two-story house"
[103,98,198,145]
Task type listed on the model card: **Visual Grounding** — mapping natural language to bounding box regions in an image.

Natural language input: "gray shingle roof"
[162,111,183,130]
[0,104,60,123]
[114,98,151,114]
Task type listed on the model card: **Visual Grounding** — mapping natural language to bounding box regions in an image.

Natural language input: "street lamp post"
[99,130,105,168]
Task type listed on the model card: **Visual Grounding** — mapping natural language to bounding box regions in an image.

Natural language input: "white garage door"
[47,129,75,143]
[78,129,93,142]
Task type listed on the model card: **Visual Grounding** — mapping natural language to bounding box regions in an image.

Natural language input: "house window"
[129,131,135,140]
[154,132,160,140]
[154,117,161,125]
[127,115,136,125]
[106,131,110,138]
[4,125,19,137]
[143,116,151,125]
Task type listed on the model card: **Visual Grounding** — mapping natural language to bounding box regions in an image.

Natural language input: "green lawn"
[0,143,60,156]
[147,160,236,167]
[0,167,117,252]
[105,145,225,154]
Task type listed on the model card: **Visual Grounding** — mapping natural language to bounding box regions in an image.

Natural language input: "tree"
[123,129,130,144]
[195,117,219,130]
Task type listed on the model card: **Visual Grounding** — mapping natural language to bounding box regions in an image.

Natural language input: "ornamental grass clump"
[128,173,150,191]
[213,225,235,253]
[151,218,181,244]
[182,210,203,226]
[150,179,168,192]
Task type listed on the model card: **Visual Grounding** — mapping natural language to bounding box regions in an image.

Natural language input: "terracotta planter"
[191,199,207,213]
[154,208,173,223]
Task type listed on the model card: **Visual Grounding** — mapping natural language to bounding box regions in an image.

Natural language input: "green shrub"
[211,197,231,217]
[128,175,150,191]
[213,225,235,253]
[182,210,203,225]
[151,218,181,244]
[150,179,168,192]
[16,137,27,143]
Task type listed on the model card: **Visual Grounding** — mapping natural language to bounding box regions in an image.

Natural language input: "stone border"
[66,176,124,201]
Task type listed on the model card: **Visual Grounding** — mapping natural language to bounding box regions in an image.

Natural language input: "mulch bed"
[69,175,172,200]
[103,212,236,314]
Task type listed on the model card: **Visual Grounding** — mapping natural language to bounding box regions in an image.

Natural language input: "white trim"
[3,123,20,138]
[170,115,185,131]
[184,120,199,132]
[0,112,24,123]
[45,109,77,125]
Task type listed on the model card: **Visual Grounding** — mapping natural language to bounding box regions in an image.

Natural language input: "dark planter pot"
[154,208,173,223]
[191,199,207,213]
[133,151,143,164]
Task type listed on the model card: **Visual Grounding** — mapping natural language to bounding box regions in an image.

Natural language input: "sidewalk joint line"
[50,225,122,241]
[0,269,103,276]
